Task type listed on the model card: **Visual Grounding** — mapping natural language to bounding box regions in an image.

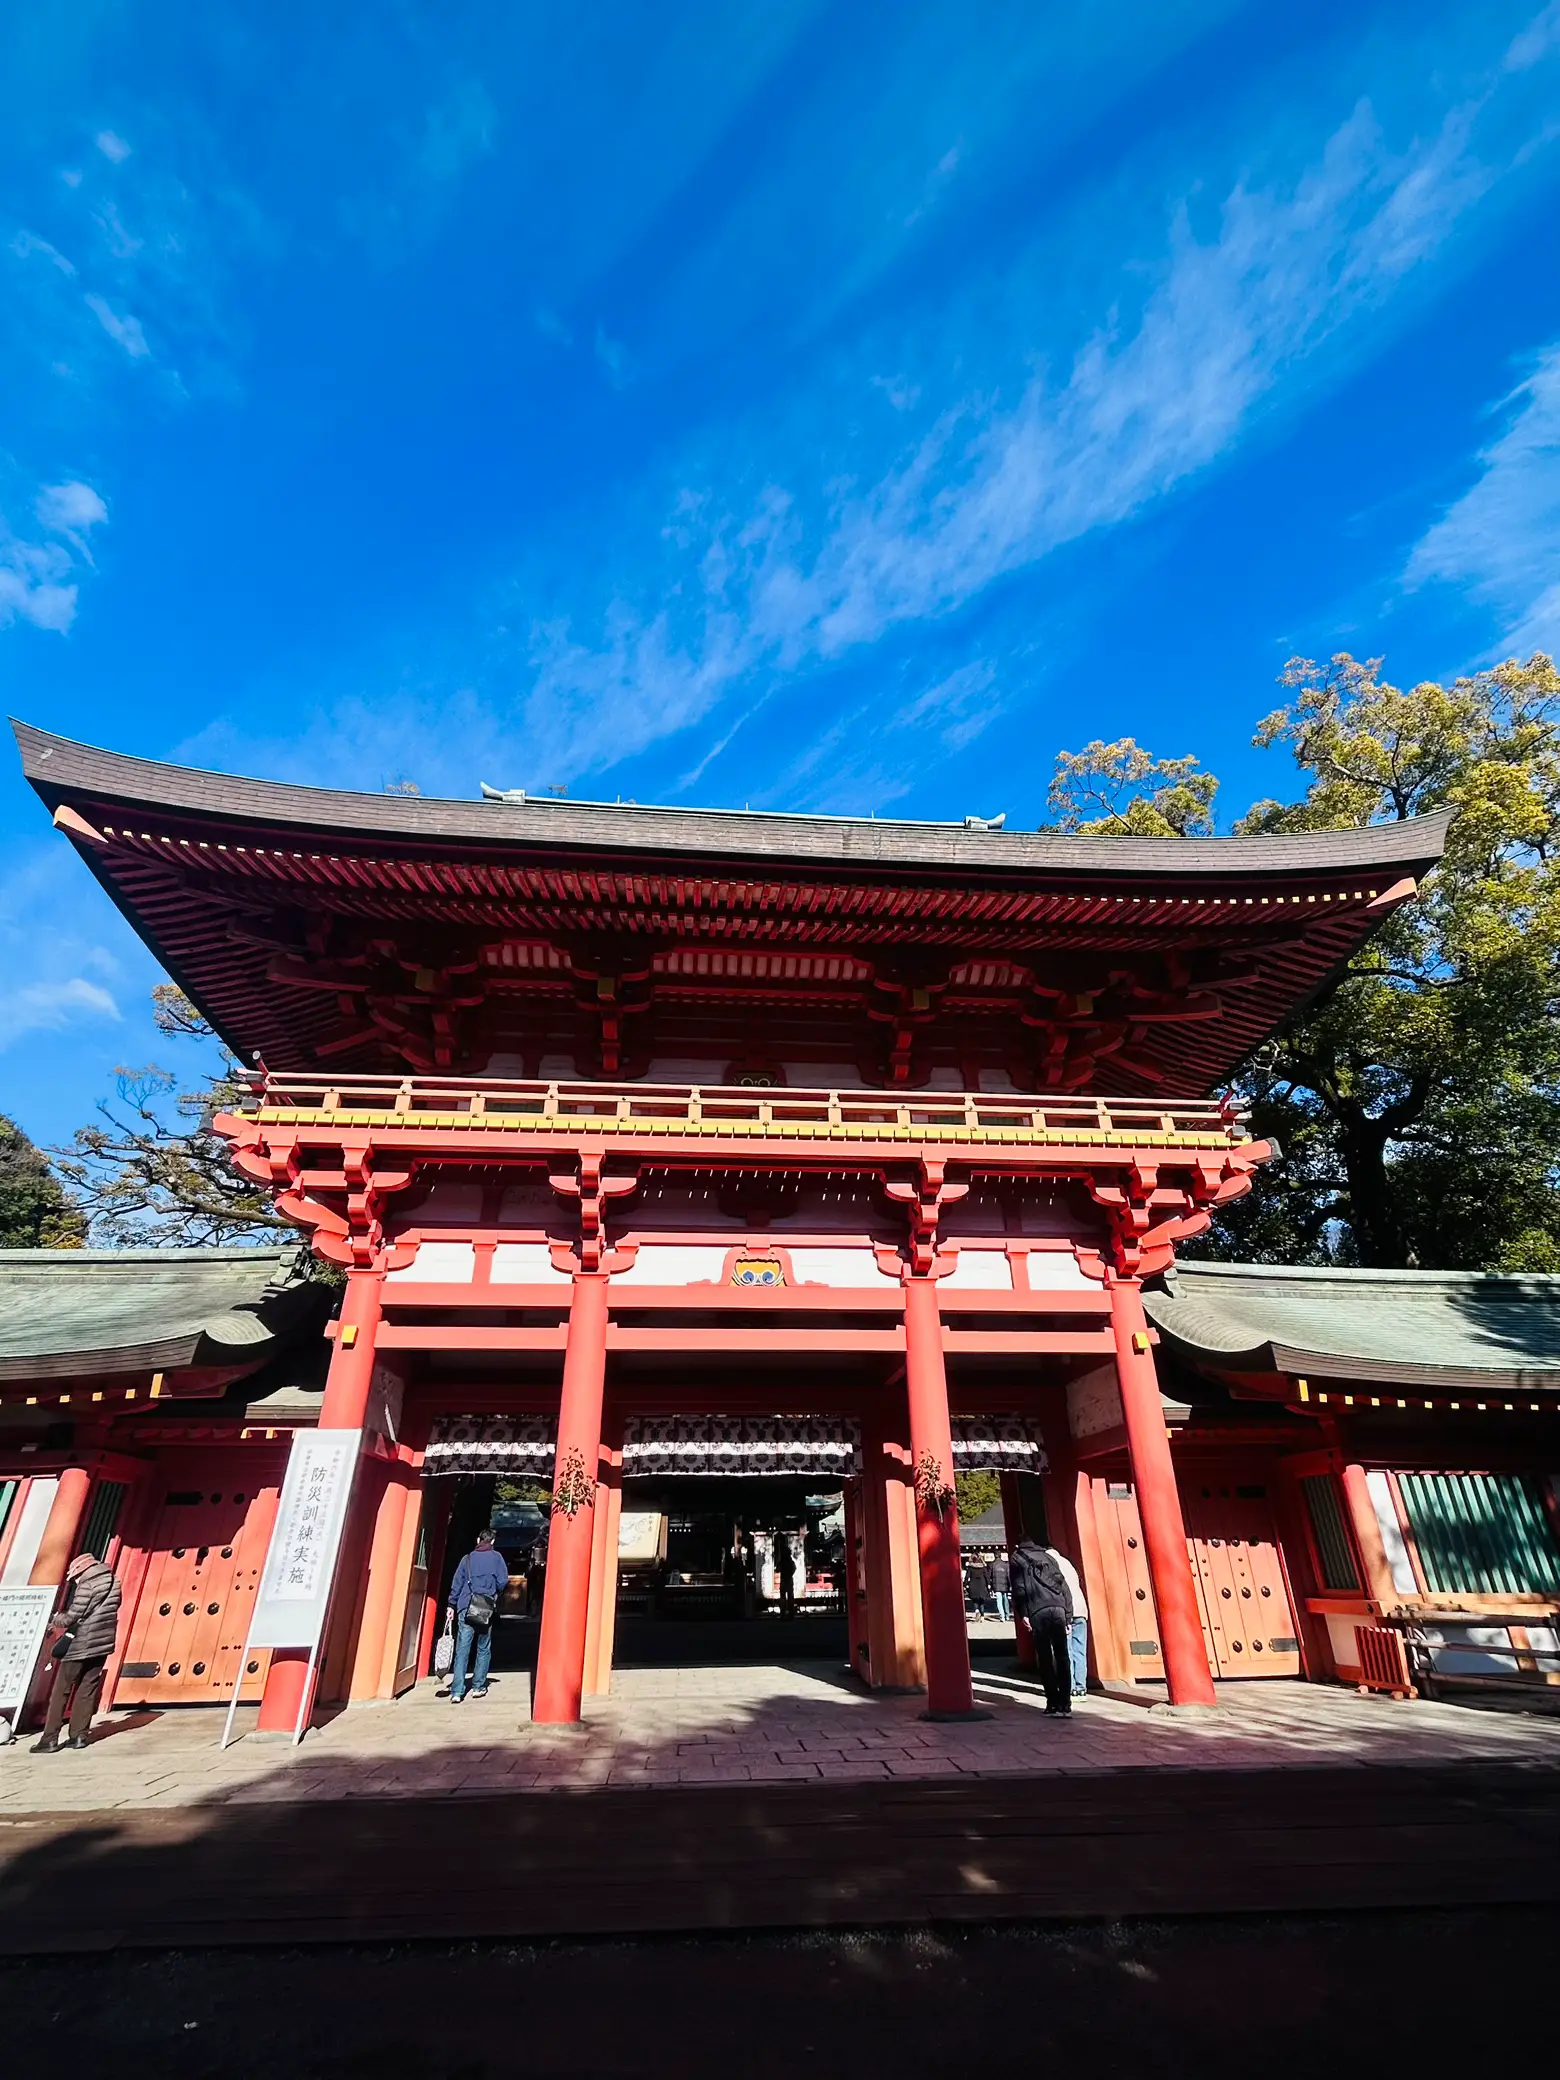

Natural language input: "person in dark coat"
[33,1552,122,1752]
[447,1529,510,1702]
[1009,1536,1073,1716]
[989,1551,1013,1623]
[771,1530,797,1617]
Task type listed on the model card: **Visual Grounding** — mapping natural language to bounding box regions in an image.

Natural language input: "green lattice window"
[1300,1473,1360,1593]
[78,1479,128,1563]
[1397,1472,1560,1597]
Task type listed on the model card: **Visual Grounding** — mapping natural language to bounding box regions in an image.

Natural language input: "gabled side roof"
[0,1247,327,1382]
[1146,1261,1560,1392]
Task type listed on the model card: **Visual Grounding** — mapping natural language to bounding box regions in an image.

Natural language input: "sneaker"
[471,1688,488,1699]
[450,1691,466,1704]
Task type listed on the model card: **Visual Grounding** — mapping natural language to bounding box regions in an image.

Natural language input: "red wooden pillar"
[859,1400,925,1690]
[1108,1278,1215,1707]
[533,1272,610,1725]
[256,1267,382,1734]
[902,1276,976,1718]
[27,1467,93,1586]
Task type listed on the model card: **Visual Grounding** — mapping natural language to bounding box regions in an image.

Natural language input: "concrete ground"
[3,1657,1557,1811]
[3,1907,1559,2078]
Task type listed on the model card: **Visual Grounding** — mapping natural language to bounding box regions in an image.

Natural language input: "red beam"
[374,1323,1114,1355]
[377,1282,1112,1315]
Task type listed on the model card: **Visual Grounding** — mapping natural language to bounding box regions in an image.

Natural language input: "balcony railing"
[237,1073,1250,1152]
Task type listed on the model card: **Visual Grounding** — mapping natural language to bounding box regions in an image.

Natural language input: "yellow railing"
[238,1074,1248,1152]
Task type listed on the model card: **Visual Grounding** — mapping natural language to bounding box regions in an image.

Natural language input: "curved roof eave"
[12,721,1454,884]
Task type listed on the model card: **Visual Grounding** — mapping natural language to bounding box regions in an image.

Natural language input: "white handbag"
[433,1609,455,1678]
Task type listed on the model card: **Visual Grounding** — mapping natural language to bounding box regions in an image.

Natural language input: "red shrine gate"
[14,723,1450,1727]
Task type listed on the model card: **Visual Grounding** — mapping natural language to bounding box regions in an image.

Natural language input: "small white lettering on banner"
[266,1434,357,1603]
[0,1586,56,1715]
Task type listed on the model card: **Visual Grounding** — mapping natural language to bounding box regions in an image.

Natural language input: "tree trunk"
[1336,1108,1405,1266]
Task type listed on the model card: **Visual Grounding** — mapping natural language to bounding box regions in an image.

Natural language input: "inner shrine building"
[11,722,1456,1727]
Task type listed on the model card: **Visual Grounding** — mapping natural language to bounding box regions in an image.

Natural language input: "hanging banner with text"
[246,1428,362,1651]
[0,1586,56,1725]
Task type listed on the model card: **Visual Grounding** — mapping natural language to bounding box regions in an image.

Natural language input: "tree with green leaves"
[0,1114,84,1248]
[954,1470,1002,1522]
[52,984,291,1247]
[1052,652,1560,1271]
[1047,738,1219,836]
[1233,651,1560,1269]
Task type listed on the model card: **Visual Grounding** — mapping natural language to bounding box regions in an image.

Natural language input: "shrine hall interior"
[15,721,1550,1740]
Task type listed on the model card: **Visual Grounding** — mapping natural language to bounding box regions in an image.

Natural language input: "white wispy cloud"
[1405,342,1560,653]
[94,129,132,164]
[0,978,121,1050]
[0,479,110,631]
[0,848,133,1057]
[84,290,151,358]
[36,479,108,544]
[511,67,1546,786]
[771,658,1004,814]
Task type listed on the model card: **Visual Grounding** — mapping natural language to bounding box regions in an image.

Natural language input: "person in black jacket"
[33,1552,122,1752]
[1009,1537,1073,1716]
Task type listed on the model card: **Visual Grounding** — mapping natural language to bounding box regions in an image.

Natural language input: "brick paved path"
[3,1659,1557,1812]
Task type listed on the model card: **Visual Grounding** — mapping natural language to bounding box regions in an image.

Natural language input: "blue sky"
[3,0,1560,1144]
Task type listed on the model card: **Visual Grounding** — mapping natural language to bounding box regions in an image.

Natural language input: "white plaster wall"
[611,1245,729,1286]
[1365,1469,1420,1594]
[0,1477,59,1585]
[1023,1251,1095,1292]
[491,1242,571,1284]
[787,1247,896,1287]
[940,1249,1012,1290]
[1067,1366,1123,1441]
[384,1240,476,1285]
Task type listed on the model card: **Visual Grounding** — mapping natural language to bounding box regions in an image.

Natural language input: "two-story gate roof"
[14,722,1450,1095]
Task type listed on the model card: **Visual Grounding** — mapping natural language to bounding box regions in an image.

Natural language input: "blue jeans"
[994,1590,1012,1622]
[451,1615,493,1698]
[1068,1616,1089,1696]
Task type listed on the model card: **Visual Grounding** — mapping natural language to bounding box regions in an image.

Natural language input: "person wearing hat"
[32,1550,123,1753]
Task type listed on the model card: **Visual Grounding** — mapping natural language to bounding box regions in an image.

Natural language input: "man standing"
[771,1529,796,1618]
[447,1528,509,1703]
[1009,1536,1073,1717]
[32,1550,122,1753]
[990,1550,1012,1624]
[1047,1544,1090,1697]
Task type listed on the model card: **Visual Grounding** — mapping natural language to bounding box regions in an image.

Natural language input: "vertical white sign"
[248,1429,362,1648]
[0,1586,56,1736]
[220,1428,363,1750]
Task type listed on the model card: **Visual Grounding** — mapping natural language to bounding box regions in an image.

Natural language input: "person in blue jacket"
[447,1528,509,1702]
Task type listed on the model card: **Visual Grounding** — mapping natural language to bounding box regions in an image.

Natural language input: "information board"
[247,1428,362,1649]
[219,1428,363,1750]
[0,1585,56,1734]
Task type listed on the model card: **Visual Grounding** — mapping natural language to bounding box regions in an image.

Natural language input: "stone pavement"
[3,1658,1557,1812]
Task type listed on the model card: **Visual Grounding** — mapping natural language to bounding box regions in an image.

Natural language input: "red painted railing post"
[1108,1278,1215,1707]
[902,1275,976,1717]
[533,1272,610,1724]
